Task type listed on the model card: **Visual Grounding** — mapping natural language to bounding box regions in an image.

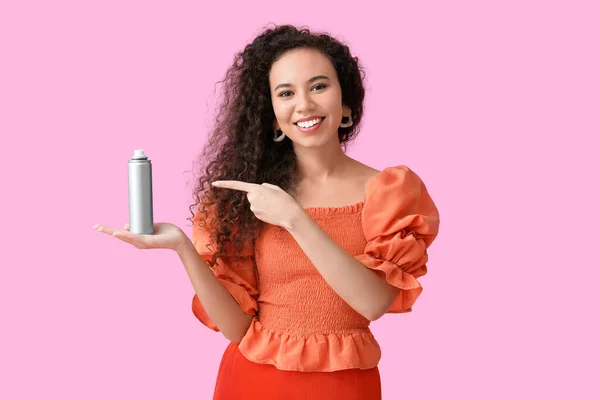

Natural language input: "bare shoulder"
[346,159,381,182]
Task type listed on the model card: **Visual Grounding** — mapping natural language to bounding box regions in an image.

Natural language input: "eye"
[278,91,293,97]
[312,83,327,91]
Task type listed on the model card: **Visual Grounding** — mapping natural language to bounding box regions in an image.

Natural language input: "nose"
[295,90,315,113]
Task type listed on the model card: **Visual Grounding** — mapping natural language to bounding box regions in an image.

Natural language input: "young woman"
[95,24,440,399]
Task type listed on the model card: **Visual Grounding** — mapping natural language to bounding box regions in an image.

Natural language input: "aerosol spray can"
[128,149,154,234]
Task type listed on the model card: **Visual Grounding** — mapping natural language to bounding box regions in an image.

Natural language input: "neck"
[293,137,350,181]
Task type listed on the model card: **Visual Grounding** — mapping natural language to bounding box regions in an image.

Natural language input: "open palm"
[93,222,187,252]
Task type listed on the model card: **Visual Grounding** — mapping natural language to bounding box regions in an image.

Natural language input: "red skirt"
[212,342,382,400]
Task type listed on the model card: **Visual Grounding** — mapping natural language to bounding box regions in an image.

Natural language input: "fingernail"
[93,225,98,229]
[212,181,221,187]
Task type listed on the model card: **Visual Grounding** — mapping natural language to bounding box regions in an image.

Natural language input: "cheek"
[273,103,294,124]
[323,91,344,116]
[325,104,343,125]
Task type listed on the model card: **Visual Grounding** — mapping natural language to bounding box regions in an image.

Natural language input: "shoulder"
[344,159,430,204]
[343,159,381,187]
[363,164,437,219]
[359,165,439,239]
[347,158,421,186]
[366,165,424,195]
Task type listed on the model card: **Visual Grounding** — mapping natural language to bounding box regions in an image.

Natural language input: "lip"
[295,117,325,133]
[294,116,325,124]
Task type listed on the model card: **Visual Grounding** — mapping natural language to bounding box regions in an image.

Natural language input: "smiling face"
[269,47,351,148]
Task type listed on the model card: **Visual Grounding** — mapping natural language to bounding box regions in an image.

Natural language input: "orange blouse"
[191,165,440,372]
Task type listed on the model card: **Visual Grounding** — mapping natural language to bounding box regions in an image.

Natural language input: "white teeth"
[297,118,322,128]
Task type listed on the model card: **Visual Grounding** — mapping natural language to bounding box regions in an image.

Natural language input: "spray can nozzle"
[132,149,148,159]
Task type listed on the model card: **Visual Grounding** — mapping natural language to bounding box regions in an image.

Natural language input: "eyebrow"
[274,75,330,92]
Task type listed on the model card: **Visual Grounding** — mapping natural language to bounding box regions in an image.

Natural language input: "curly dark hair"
[187,24,367,267]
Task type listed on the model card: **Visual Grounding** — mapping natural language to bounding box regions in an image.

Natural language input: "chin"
[292,135,337,149]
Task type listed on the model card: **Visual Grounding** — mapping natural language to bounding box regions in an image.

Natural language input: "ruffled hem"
[238,318,382,372]
[355,255,424,313]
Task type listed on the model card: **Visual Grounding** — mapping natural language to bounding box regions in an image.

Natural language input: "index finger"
[212,180,261,192]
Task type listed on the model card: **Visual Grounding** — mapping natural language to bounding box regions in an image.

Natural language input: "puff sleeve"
[190,209,259,332]
[354,166,440,313]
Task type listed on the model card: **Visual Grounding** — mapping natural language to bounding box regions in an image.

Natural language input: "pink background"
[1,0,598,399]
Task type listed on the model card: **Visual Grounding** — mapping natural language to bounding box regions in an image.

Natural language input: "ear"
[342,104,352,117]
[272,119,280,131]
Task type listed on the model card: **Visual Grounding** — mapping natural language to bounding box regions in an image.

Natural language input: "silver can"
[128,149,154,234]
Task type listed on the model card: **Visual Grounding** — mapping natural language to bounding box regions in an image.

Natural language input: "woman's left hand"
[212,180,305,230]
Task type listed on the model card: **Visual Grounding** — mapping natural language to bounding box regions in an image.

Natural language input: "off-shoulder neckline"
[302,165,405,217]
[304,200,365,217]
